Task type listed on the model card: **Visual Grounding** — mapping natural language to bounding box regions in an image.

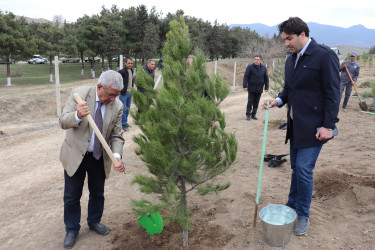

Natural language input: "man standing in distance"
[339,52,360,109]
[262,17,340,236]
[118,58,134,131]
[243,55,269,120]
[59,70,125,249]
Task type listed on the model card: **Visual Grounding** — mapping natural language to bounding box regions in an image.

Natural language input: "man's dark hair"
[125,57,133,63]
[255,54,263,60]
[278,17,310,37]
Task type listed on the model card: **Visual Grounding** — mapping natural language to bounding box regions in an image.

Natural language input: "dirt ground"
[0,61,374,250]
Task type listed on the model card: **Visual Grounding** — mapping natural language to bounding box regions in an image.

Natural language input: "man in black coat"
[263,17,340,236]
[118,58,134,131]
[243,55,269,120]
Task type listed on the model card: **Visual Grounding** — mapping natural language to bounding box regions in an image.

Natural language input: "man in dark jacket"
[263,17,340,236]
[118,58,134,131]
[339,52,360,109]
[243,55,269,120]
[137,59,155,94]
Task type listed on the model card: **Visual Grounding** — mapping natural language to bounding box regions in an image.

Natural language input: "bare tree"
[52,15,65,25]
[240,36,286,71]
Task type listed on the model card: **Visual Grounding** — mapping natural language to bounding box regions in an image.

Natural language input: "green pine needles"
[130,16,237,247]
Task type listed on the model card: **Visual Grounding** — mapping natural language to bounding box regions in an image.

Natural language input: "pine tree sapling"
[130,16,237,247]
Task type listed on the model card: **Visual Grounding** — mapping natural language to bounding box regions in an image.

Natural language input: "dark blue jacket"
[278,38,340,148]
[243,63,269,93]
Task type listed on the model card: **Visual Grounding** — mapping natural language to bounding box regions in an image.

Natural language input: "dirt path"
[1,66,375,249]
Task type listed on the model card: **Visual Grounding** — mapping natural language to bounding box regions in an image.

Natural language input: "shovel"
[345,67,368,111]
[253,101,270,227]
[73,93,163,235]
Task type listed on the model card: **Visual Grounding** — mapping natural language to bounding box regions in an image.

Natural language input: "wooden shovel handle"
[73,93,118,164]
[344,67,363,103]
[73,93,140,200]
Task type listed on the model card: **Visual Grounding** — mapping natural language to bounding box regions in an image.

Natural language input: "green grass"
[359,81,375,88]
[0,62,121,86]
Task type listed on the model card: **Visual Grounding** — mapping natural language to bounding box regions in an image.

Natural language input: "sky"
[1,0,375,29]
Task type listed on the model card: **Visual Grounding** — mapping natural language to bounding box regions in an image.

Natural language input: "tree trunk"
[80,51,84,76]
[49,58,54,82]
[181,178,189,248]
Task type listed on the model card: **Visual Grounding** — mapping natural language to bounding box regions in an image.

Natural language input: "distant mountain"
[229,23,375,48]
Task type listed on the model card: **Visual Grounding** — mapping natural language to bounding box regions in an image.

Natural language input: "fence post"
[120,55,123,69]
[232,61,237,91]
[54,56,61,117]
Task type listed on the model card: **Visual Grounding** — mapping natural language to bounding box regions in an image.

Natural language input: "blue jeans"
[119,93,131,127]
[63,153,105,233]
[286,142,322,219]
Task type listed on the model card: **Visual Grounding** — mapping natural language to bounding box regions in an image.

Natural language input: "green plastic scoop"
[74,93,164,235]
[138,212,164,235]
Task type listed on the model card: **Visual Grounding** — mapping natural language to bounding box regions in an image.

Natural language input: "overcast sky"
[2,0,375,29]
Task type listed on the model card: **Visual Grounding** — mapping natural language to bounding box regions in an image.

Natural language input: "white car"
[84,56,101,63]
[27,55,48,64]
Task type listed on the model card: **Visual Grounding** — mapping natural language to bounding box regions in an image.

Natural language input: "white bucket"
[259,204,297,248]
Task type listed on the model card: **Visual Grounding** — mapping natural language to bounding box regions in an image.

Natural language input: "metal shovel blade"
[359,102,368,111]
[138,212,164,235]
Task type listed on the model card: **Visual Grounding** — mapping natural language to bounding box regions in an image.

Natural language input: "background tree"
[29,22,64,82]
[206,20,224,60]
[0,11,33,85]
[138,22,160,61]
[134,5,149,64]
[130,16,237,247]
[99,5,122,70]
[75,15,104,77]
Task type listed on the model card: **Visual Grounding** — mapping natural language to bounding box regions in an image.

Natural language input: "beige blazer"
[59,86,124,178]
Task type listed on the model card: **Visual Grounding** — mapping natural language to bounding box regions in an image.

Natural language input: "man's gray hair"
[98,70,123,90]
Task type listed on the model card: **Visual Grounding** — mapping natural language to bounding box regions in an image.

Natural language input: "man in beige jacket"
[59,70,125,249]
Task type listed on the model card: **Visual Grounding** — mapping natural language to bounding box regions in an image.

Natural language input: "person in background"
[59,70,125,249]
[339,52,360,109]
[243,55,269,120]
[137,59,155,94]
[262,17,340,236]
[118,58,134,131]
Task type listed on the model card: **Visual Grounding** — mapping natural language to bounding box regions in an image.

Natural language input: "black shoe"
[122,126,129,132]
[246,116,251,121]
[342,105,346,109]
[251,115,258,120]
[89,223,111,236]
[64,232,78,249]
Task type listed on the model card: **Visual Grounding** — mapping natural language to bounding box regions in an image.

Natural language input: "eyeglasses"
[101,86,119,98]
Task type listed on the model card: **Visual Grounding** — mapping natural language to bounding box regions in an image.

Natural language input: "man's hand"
[343,64,347,68]
[316,127,333,141]
[262,99,278,109]
[76,101,90,119]
[113,157,125,173]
